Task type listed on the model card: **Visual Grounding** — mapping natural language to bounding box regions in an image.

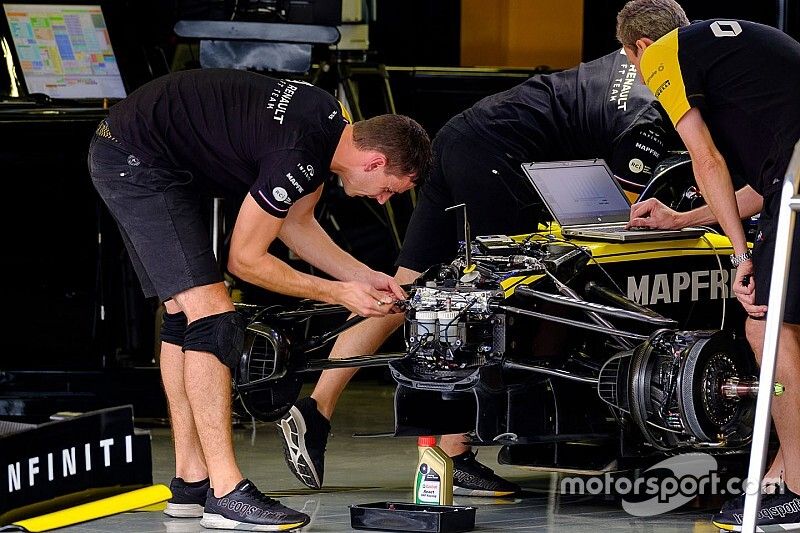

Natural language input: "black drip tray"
[350,501,476,533]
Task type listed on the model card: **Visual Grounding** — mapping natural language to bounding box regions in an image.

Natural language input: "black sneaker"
[712,488,800,531]
[200,479,310,531]
[164,477,209,518]
[278,397,330,490]
[719,482,786,513]
[452,450,520,497]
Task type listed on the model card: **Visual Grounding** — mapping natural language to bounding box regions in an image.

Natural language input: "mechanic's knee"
[160,310,188,346]
[183,311,246,369]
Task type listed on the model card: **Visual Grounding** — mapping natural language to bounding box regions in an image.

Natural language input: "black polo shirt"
[457,49,670,184]
[107,69,348,217]
[640,20,800,196]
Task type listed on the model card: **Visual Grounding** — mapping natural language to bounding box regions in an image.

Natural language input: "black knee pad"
[160,311,187,346]
[183,311,246,369]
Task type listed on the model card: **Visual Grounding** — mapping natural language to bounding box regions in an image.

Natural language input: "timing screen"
[3,4,126,99]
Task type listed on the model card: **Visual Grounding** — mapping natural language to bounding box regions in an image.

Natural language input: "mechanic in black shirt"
[278,49,675,496]
[88,68,432,531]
[617,0,800,529]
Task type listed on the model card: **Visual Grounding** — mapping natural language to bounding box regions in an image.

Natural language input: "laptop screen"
[3,3,126,99]
[523,160,631,226]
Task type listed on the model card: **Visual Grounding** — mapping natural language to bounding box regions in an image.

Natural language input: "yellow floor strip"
[12,485,171,532]
[131,501,168,512]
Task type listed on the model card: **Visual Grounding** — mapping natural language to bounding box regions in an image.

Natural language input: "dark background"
[0,0,797,417]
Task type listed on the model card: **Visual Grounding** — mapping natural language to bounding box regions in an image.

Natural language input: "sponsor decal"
[258,190,288,212]
[627,268,738,305]
[217,497,288,519]
[285,172,304,194]
[645,63,664,86]
[328,110,338,120]
[628,158,644,173]
[654,79,671,99]
[634,142,661,158]
[296,163,315,181]
[272,186,289,203]
[638,128,665,147]
[127,155,140,166]
[733,498,800,524]
[710,20,742,37]
[6,436,134,493]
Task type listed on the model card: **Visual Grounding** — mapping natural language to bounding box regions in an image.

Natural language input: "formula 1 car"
[233,154,760,472]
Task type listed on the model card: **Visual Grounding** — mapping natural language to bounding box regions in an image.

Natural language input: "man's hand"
[732,260,768,318]
[334,281,397,318]
[363,270,407,301]
[628,198,683,229]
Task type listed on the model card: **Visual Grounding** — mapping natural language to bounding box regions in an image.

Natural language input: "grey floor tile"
[47,381,724,532]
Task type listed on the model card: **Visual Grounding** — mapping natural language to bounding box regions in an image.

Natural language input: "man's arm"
[279,187,379,281]
[672,107,766,317]
[629,185,763,228]
[673,108,748,253]
[228,194,395,317]
[327,266,422,360]
[278,187,405,299]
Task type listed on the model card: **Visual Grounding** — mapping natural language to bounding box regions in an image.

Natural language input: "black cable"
[246,305,284,326]
[531,233,626,295]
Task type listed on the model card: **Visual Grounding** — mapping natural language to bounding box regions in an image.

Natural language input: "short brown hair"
[616,0,689,46]
[352,114,433,186]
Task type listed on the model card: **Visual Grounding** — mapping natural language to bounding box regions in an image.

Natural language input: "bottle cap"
[418,436,436,447]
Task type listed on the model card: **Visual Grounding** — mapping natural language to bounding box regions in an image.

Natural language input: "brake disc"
[677,331,754,443]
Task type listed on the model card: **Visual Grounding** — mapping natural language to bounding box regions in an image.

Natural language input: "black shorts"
[396,120,542,272]
[752,190,800,324]
[88,135,222,301]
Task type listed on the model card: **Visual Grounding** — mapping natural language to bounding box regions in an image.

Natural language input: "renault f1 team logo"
[710,21,742,37]
[272,187,289,203]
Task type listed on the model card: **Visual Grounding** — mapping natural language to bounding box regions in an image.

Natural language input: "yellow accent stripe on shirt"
[640,29,691,126]
[338,99,352,123]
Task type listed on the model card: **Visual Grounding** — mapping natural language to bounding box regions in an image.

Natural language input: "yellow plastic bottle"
[414,436,454,505]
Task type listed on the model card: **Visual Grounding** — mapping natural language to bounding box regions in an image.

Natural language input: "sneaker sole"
[278,405,322,490]
[453,486,517,497]
[164,502,204,518]
[201,512,308,531]
[712,520,800,532]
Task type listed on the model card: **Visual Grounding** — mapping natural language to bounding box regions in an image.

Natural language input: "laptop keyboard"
[594,226,640,233]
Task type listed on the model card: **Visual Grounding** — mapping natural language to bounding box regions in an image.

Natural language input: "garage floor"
[57,380,725,532]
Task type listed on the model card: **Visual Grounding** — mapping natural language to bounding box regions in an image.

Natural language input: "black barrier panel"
[0,405,152,525]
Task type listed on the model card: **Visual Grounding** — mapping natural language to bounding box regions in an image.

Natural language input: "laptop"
[1,3,127,106]
[522,159,706,242]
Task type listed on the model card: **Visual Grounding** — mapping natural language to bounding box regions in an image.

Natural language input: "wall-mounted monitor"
[3,3,126,99]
